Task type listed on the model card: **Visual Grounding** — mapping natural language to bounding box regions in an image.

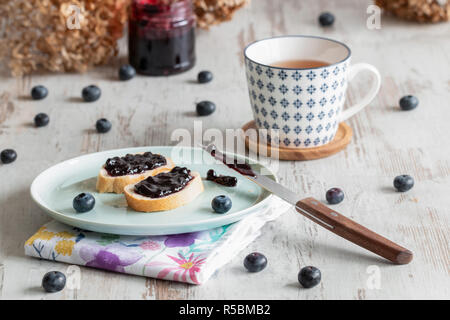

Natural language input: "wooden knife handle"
[296,197,413,264]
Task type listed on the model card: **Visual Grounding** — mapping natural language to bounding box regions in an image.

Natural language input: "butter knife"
[200,143,413,265]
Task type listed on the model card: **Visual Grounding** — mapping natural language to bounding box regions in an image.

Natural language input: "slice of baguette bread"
[96,157,174,194]
[124,171,204,212]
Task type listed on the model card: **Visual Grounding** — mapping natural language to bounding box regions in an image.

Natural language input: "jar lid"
[131,0,194,27]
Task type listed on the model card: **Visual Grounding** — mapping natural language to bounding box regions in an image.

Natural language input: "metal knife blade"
[199,142,334,229]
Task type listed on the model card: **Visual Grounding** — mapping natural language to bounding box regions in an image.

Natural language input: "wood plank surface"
[0,0,449,299]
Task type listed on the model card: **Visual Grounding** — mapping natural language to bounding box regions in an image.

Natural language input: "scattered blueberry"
[119,64,136,81]
[82,85,101,102]
[31,85,48,100]
[1,149,17,164]
[399,95,419,111]
[326,187,344,204]
[196,101,216,116]
[211,195,232,213]
[318,12,335,27]
[393,175,414,192]
[298,266,321,288]
[197,70,213,84]
[34,113,50,127]
[42,271,66,293]
[73,192,96,213]
[96,118,112,133]
[244,252,268,273]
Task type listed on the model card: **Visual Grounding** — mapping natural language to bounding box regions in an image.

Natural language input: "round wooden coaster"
[241,121,353,161]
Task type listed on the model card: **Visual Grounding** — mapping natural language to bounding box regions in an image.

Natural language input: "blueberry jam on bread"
[105,152,167,176]
[96,152,174,194]
[134,167,194,198]
[124,166,204,212]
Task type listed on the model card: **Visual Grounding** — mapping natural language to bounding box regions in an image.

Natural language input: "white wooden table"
[0,0,449,299]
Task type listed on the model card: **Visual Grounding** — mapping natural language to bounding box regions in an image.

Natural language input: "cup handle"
[339,63,381,122]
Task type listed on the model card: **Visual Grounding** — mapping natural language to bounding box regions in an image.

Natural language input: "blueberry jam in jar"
[129,0,196,75]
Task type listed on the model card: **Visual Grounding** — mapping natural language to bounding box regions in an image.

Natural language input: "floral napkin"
[25,198,290,284]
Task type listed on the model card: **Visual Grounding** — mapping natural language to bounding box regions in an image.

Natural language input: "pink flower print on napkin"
[80,243,143,273]
[146,252,206,284]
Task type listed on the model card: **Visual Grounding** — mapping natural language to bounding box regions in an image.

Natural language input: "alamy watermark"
[366,265,381,290]
[366,5,381,30]
[65,4,382,31]
[65,265,81,290]
[65,5,81,30]
[169,121,280,175]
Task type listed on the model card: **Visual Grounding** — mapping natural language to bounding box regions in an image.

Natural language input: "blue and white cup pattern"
[244,36,381,148]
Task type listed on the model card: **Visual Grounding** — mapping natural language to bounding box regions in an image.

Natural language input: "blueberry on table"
[34,113,50,127]
[244,252,267,273]
[96,118,112,133]
[73,193,96,213]
[326,187,344,204]
[399,95,419,111]
[119,64,136,81]
[211,195,232,213]
[31,85,48,100]
[196,101,216,116]
[318,12,335,27]
[298,266,321,288]
[197,70,213,84]
[394,175,414,192]
[82,85,101,102]
[42,271,66,293]
[1,149,17,164]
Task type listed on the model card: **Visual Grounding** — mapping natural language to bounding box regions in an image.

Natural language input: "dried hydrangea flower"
[0,0,128,76]
[376,0,449,23]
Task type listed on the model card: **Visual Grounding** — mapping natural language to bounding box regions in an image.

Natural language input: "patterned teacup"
[244,35,381,148]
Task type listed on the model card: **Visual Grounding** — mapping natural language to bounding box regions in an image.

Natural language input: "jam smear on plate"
[206,169,237,187]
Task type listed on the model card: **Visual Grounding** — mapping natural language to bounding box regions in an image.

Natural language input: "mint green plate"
[30,146,275,235]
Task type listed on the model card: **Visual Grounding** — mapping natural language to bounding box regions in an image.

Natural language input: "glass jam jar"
[128,0,196,76]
